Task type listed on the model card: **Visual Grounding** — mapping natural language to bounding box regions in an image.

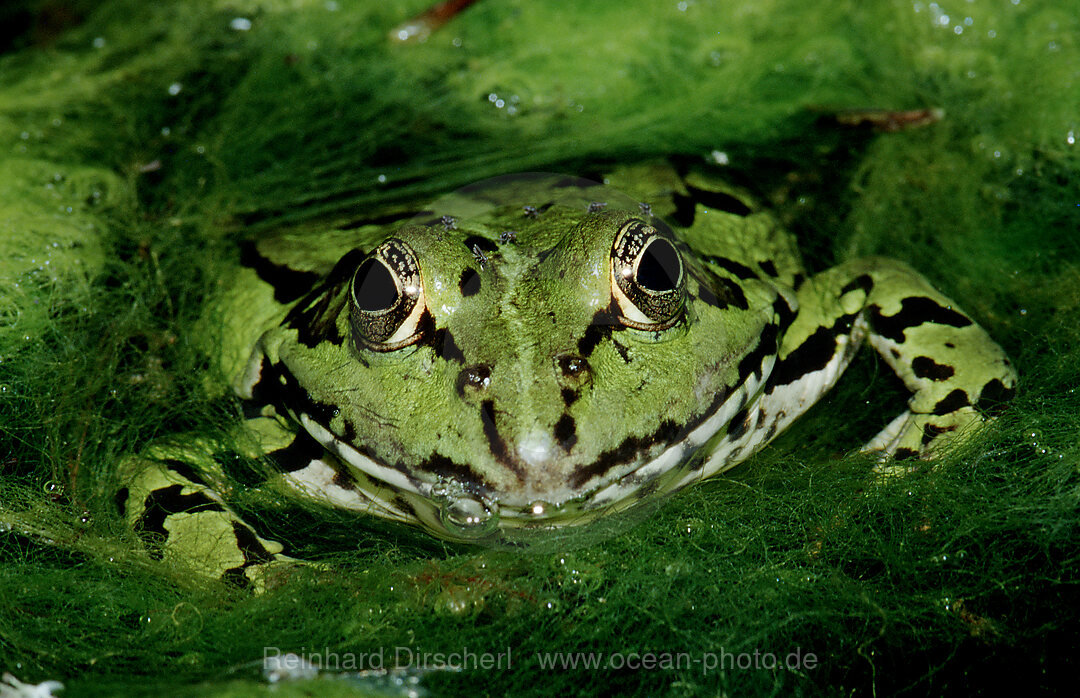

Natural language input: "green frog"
[117,163,1017,585]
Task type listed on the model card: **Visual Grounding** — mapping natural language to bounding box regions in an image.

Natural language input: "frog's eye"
[349,239,427,351]
[610,219,686,330]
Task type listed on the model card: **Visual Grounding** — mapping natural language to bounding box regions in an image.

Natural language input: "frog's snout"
[450,352,593,493]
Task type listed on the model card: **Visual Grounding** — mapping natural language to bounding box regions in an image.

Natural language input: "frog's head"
[247,176,777,544]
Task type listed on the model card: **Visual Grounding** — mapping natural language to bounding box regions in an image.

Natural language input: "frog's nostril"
[456,364,491,397]
[555,354,592,389]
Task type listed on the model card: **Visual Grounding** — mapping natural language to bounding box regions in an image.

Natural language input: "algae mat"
[1,1,1078,695]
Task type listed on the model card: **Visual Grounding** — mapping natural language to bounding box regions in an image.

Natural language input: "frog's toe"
[863,407,986,469]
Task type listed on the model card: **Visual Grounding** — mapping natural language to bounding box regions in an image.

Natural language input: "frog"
[115,162,1017,586]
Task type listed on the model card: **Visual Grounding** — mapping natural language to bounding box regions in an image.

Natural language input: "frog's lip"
[297,358,773,525]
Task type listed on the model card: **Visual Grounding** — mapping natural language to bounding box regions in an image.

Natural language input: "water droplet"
[229,17,252,31]
[167,83,182,96]
[530,500,553,516]
[439,494,499,538]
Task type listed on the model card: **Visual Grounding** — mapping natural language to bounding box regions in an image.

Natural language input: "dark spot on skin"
[922,422,956,446]
[767,313,859,389]
[893,447,918,461]
[267,430,326,473]
[332,467,358,491]
[242,400,267,420]
[671,187,752,225]
[231,522,276,565]
[738,323,779,383]
[561,388,579,406]
[670,193,696,227]
[433,328,465,363]
[758,260,779,277]
[570,420,682,489]
[932,389,970,416]
[463,235,498,253]
[839,274,874,297]
[480,400,521,479]
[976,378,1016,416]
[869,297,973,344]
[690,266,750,311]
[283,248,368,348]
[247,356,277,407]
[163,459,209,488]
[792,273,806,291]
[577,308,620,357]
[727,407,751,440]
[890,348,902,360]
[459,268,481,296]
[704,255,757,280]
[945,342,956,349]
[772,295,797,334]
[392,495,415,517]
[911,356,955,381]
[554,414,578,451]
[715,276,751,310]
[240,240,321,304]
[136,485,225,557]
[688,184,754,216]
[268,361,339,425]
[694,284,721,309]
[114,487,129,517]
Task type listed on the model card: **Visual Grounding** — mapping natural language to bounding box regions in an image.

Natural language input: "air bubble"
[439,494,499,538]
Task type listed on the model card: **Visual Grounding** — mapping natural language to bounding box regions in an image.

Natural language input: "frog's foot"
[861,406,986,475]
[784,256,1015,478]
[118,457,297,590]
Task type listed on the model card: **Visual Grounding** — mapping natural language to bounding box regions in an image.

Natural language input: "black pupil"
[354,257,399,311]
[635,238,681,292]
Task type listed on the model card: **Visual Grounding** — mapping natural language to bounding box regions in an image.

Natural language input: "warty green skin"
[118,164,1017,585]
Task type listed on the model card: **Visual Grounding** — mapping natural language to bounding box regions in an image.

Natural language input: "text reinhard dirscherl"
[262,646,819,676]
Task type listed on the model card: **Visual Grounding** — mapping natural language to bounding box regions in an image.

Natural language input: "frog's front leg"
[773,257,1016,462]
[116,437,294,588]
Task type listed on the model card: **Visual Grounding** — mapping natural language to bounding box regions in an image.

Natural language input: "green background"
[1,0,1077,695]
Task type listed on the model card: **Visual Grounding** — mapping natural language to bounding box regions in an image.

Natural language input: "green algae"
[1,1,1078,696]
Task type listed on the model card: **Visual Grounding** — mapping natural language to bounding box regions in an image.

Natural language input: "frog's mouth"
[289,357,773,542]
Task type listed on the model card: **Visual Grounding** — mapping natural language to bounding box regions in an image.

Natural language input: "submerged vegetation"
[1,0,1078,695]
